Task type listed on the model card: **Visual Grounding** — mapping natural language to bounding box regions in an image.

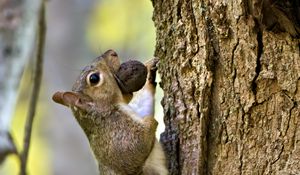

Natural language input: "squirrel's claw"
[145,58,159,86]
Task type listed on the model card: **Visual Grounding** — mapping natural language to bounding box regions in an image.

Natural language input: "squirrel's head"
[52,49,147,113]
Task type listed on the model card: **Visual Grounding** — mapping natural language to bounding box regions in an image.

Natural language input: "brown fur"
[52,50,167,174]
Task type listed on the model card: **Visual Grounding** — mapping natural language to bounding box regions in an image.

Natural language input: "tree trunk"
[152,0,300,174]
[0,0,44,164]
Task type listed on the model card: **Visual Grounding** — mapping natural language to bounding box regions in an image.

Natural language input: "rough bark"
[152,0,300,174]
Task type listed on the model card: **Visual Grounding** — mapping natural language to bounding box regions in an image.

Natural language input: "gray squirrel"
[52,50,168,175]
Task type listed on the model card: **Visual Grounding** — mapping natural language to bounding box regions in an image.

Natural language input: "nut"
[115,60,147,94]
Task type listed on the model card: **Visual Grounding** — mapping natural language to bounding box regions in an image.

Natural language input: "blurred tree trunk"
[152,0,300,174]
[0,0,44,164]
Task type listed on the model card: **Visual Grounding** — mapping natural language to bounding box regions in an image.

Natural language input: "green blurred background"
[0,0,164,174]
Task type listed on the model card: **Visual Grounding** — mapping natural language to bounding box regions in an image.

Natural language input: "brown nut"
[115,60,147,94]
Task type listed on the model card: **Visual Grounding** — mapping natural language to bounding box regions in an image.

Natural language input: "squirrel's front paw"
[145,58,159,86]
[143,115,158,130]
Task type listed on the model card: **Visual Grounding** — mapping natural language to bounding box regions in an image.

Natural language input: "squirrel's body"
[53,50,168,175]
[74,104,157,174]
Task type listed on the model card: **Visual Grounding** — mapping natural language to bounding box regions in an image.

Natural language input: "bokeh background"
[0,0,164,174]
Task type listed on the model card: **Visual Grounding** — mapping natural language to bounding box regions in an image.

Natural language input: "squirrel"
[52,50,168,175]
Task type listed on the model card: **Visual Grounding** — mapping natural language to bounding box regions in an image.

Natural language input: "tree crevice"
[251,19,263,97]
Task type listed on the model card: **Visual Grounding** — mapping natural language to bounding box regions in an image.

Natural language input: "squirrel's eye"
[89,73,100,84]
[87,72,101,86]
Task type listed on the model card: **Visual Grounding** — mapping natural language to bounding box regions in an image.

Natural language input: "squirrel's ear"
[52,91,93,111]
[102,49,121,73]
[115,60,147,94]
